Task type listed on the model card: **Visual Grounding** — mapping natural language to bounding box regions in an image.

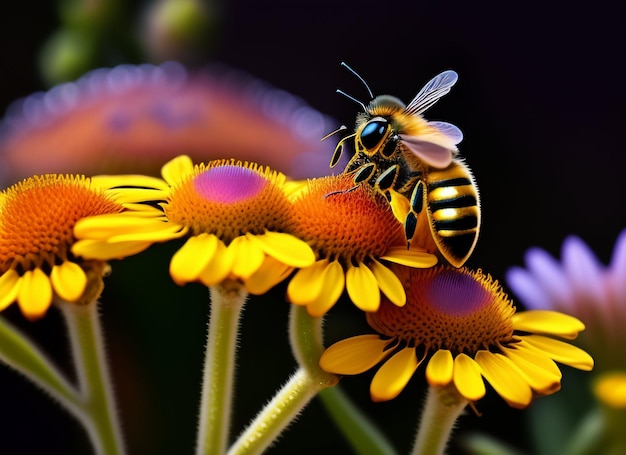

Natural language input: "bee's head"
[366,95,406,114]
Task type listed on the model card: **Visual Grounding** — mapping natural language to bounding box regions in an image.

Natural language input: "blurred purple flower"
[507,230,626,373]
[0,62,338,186]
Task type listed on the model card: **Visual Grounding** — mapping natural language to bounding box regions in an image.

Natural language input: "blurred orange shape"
[0,62,338,185]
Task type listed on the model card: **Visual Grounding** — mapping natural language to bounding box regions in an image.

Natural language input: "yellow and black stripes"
[424,162,480,267]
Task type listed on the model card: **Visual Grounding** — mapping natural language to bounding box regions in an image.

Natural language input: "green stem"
[318,386,399,455]
[228,367,320,455]
[227,305,338,455]
[59,299,126,455]
[0,314,81,413]
[196,280,248,455]
[288,304,326,371]
[293,303,397,455]
[411,384,468,455]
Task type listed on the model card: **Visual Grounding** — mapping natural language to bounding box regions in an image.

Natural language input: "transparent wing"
[405,70,458,116]
[399,134,454,169]
[429,121,463,145]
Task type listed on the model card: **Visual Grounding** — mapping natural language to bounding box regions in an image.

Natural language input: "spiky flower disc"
[0,173,163,319]
[73,155,315,292]
[320,265,593,407]
[286,174,437,316]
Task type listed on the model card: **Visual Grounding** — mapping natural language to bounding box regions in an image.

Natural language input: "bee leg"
[405,212,418,247]
[353,163,377,184]
[329,132,356,168]
[375,165,399,192]
[405,180,425,248]
[409,179,424,214]
[330,144,343,168]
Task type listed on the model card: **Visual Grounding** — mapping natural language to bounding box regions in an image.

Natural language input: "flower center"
[289,175,406,264]
[194,166,268,203]
[164,160,292,243]
[427,270,491,316]
[0,175,122,273]
[367,266,515,355]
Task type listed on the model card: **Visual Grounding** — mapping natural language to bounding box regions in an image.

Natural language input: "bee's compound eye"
[360,119,388,150]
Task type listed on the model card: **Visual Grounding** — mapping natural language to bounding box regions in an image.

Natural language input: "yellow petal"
[283,180,309,200]
[91,174,169,191]
[346,263,380,312]
[320,334,393,375]
[370,347,420,402]
[119,204,167,215]
[74,214,177,239]
[425,349,454,386]
[0,270,21,311]
[161,155,194,186]
[248,231,315,268]
[453,353,485,401]
[105,222,187,243]
[105,188,168,204]
[305,260,346,317]
[512,311,585,340]
[245,256,294,295]
[73,239,154,260]
[501,346,562,395]
[369,259,405,307]
[287,260,331,306]
[475,351,532,409]
[380,247,438,268]
[50,262,87,302]
[506,345,563,380]
[230,236,265,279]
[170,234,218,285]
[18,269,53,320]
[199,240,236,287]
[520,335,594,371]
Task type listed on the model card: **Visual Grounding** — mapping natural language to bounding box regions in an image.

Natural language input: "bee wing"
[429,121,463,145]
[399,134,454,168]
[405,70,458,116]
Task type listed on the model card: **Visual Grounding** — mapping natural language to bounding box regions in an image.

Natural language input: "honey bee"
[329,63,480,267]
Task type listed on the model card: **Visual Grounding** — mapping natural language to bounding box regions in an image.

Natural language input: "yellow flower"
[320,265,594,408]
[73,155,315,293]
[286,175,437,317]
[593,371,626,409]
[0,173,163,319]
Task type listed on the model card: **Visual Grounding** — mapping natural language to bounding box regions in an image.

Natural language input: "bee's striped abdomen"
[426,162,480,267]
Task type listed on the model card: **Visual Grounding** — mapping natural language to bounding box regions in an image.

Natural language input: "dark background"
[0,0,624,454]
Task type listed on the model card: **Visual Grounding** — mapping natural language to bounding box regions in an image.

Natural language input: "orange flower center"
[289,175,406,264]
[0,175,122,273]
[367,265,515,355]
[164,160,292,243]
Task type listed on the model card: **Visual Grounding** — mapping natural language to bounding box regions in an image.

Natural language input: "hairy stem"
[196,280,248,455]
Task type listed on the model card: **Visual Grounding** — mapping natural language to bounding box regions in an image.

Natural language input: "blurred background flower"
[0,0,624,454]
[507,230,626,375]
[507,231,626,455]
[0,61,337,185]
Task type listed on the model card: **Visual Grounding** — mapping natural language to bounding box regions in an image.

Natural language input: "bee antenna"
[323,185,359,199]
[336,89,367,111]
[340,62,374,100]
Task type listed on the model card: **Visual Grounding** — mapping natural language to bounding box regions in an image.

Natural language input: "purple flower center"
[426,270,491,316]
[194,166,268,203]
